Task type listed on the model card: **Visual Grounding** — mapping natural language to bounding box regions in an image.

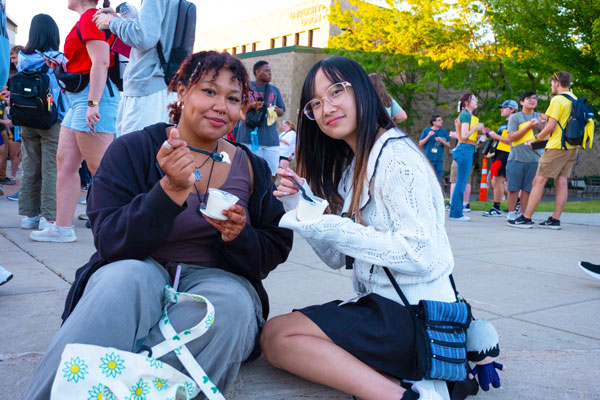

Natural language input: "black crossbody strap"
[383,267,411,307]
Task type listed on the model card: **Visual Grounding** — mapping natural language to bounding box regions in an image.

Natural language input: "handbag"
[245,83,270,129]
[50,285,225,400]
[383,267,472,382]
[53,64,89,93]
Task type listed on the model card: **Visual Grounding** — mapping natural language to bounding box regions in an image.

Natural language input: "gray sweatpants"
[25,259,263,399]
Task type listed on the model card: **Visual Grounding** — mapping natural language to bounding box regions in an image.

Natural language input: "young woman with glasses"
[261,57,454,400]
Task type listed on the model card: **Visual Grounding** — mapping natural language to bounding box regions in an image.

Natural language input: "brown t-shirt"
[152,148,251,267]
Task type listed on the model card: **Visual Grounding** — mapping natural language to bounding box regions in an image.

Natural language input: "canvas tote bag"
[50,285,225,400]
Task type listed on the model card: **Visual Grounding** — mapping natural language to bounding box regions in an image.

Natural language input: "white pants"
[116,88,177,137]
[248,145,279,176]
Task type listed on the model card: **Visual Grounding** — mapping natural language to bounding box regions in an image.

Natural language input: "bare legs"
[55,127,113,227]
[261,312,405,400]
[523,175,547,219]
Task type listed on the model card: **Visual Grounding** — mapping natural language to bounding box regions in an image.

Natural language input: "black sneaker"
[515,200,521,214]
[539,216,561,230]
[579,262,600,280]
[508,215,533,228]
[483,207,502,217]
[463,203,471,212]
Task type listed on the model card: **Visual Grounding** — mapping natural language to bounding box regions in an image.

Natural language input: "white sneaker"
[39,217,55,230]
[507,211,516,221]
[30,224,77,243]
[21,215,41,229]
[449,215,471,221]
[403,381,443,400]
[0,265,13,286]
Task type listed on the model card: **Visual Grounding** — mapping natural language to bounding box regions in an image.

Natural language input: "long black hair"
[296,56,395,219]
[22,14,60,55]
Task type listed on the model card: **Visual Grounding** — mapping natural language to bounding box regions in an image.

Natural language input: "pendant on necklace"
[194,169,202,181]
[198,202,206,214]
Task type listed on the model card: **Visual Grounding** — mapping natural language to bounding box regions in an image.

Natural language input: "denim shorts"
[62,81,121,134]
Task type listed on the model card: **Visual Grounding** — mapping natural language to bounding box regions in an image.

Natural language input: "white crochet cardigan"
[279,127,456,306]
[279,128,455,399]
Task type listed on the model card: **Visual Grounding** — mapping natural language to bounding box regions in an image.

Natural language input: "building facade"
[195,0,338,56]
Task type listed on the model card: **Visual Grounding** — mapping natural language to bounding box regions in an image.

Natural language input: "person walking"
[234,61,286,179]
[419,114,450,184]
[449,93,485,221]
[512,71,578,230]
[15,14,68,230]
[482,100,517,217]
[278,120,296,170]
[31,0,120,243]
[505,92,544,225]
[93,0,180,136]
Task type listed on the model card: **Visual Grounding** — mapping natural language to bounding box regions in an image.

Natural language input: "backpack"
[559,94,595,149]
[9,64,58,130]
[75,25,123,93]
[157,0,196,86]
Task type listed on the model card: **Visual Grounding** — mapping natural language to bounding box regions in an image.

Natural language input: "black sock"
[493,202,500,209]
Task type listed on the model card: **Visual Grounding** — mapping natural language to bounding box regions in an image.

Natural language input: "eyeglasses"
[525,96,538,101]
[303,82,352,120]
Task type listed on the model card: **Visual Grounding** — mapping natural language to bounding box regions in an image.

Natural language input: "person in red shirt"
[31,0,121,243]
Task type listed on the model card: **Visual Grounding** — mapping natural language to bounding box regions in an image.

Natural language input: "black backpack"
[157,0,196,86]
[9,64,58,130]
[559,94,595,149]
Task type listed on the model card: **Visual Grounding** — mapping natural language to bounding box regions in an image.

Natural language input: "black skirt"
[297,293,420,380]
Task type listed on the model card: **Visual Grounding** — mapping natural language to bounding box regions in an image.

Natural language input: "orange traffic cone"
[479,157,488,201]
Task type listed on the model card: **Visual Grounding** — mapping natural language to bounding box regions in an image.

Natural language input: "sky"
[8,0,305,48]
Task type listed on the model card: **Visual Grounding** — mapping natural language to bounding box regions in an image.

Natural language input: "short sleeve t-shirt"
[65,9,115,73]
[458,110,479,142]
[419,127,449,162]
[385,98,403,118]
[507,112,541,162]
[236,81,286,147]
[495,122,511,153]
[545,92,577,150]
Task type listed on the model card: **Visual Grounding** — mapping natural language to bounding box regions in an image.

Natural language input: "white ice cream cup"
[296,195,328,221]
[204,188,239,220]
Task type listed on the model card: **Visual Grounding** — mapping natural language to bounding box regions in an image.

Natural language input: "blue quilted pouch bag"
[384,268,472,382]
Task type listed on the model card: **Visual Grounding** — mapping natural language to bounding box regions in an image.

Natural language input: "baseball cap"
[498,100,518,110]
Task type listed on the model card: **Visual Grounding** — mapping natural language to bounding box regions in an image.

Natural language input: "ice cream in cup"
[296,195,328,221]
[202,188,239,220]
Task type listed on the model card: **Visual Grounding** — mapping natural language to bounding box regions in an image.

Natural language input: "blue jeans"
[430,160,443,184]
[450,144,475,218]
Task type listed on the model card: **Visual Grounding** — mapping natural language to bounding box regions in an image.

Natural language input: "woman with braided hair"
[24,51,293,399]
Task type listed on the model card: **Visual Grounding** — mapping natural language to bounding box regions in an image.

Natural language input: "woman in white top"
[260,57,454,400]
[278,119,296,169]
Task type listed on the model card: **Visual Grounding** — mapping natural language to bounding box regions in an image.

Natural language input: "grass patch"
[444,200,600,213]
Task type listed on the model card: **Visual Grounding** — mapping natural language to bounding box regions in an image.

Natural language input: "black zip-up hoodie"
[61,123,293,322]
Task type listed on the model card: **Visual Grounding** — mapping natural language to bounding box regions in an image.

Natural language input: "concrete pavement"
[1,190,599,399]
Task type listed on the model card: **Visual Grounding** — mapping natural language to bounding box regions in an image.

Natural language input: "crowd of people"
[0,1,595,399]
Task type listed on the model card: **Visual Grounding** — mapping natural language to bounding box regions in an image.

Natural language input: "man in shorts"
[482,100,517,217]
[513,71,578,230]
[506,92,545,225]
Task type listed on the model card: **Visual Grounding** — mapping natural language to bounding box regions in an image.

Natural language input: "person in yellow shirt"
[483,100,518,217]
[513,71,577,230]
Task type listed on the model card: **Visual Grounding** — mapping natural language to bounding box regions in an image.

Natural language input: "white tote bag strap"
[151,285,225,400]
[151,286,215,357]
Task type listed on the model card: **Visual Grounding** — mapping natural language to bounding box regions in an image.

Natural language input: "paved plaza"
[0,188,599,399]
